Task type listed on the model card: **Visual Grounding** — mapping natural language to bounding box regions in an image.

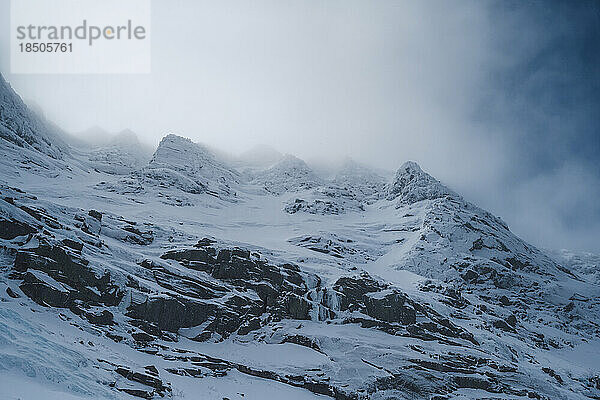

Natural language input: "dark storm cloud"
[0,0,598,252]
[478,0,600,174]
[463,0,600,252]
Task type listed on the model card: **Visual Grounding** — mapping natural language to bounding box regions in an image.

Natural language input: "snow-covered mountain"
[251,154,322,195]
[140,134,240,197]
[86,129,154,175]
[1,73,600,400]
[0,74,68,160]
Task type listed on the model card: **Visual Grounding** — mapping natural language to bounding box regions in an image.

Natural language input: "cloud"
[0,0,598,252]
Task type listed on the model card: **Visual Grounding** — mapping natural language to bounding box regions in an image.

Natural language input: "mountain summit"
[387,161,456,203]
[141,134,239,197]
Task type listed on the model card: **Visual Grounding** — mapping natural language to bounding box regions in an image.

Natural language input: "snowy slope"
[1,73,600,400]
[0,74,68,160]
[86,130,154,175]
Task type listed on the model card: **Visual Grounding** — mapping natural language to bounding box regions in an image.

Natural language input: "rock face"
[0,217,37,239]
[14,242,124,310]
[363,290,416,324]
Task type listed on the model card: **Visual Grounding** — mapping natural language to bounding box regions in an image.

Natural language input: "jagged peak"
[150,133,221,168]
[399,160,423,174]
[157,133,194,147]
[387,161,456,204]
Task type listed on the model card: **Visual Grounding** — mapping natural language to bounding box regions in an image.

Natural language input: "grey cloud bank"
[0,0,598,253]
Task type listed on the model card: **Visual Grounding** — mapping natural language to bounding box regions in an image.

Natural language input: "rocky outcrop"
[139,134,239,198]
[13,242,124,310]
[363,290,417,324]
[0,217,37,239]
[386,161,455,204]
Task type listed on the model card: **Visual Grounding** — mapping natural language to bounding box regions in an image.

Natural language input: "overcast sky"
[0,0,599,253]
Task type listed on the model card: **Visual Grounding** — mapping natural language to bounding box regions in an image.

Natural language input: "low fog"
[0,0,598,253]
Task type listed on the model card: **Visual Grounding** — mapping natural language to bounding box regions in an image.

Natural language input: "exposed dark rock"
[232,248,250,259]
[217,249,231,263]
[62,238,83,252]
[363,291,416,325]
[238,317,261,335]
[14,244,123,306]
[194,237,215,247]
[212,257,251,280]
[144,365,159,376]
[281,335,322,352]
[130,319,163,337]
[564,302,575,313]
[254,282,279,306]
[470,238,484,251]
[0,218,37,239]
[86,310,114,325]
[88,210,102,221]
[285,293,311,320]
[19,206,63,229]
[493,319,515,332]
[333,274,382,311]
[440,288,469,309]
[106,333,125,343]
[541,367,563,384]
[499,295,511,306]
[127,296,214,333]
[454,375,492,390]
[116,366,168,392]
[19,271,70,307]
[132,332,155,342]
[118,388,153,399]
[122,225,154,245]
[505,257,527,271]
[161,248,216,264]
[461,269,478,283]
